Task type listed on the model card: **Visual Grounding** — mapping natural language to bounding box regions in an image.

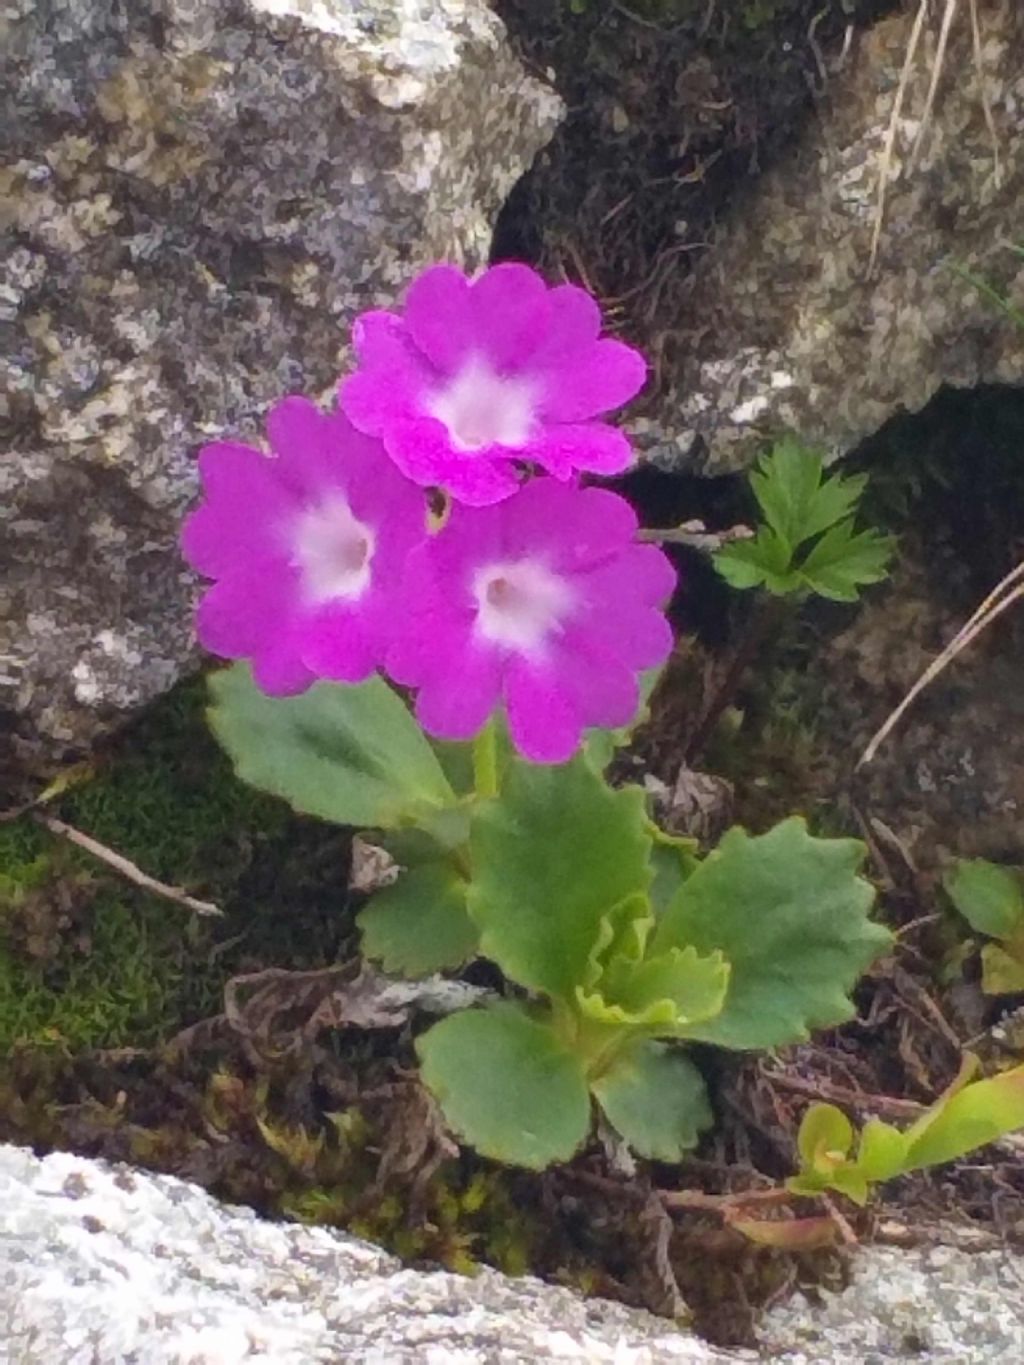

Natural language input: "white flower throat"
[429,355,536,453]
[292,494,374,604]
[474,559,574,652]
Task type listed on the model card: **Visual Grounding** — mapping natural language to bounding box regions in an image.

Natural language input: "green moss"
[0,673,348,1051]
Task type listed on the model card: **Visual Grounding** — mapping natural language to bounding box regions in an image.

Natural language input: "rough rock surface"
[0,0,561,784]
[631,0,1024,475]
[0,1145,729,1364]
[3,1145,1024,1363]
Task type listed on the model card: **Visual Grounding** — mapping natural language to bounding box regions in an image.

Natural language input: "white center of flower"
[292,494,375,604]
[428,354,536,453]
[473,559,574,653]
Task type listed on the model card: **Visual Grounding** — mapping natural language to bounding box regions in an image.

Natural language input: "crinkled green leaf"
[582,892,653,991]
[592,1041,712,1161]
[750,438,866,551]
[417,1003,591,1169]
[902,1064,1024,1172]
[581,944,729,1037]
[652,817,890,1049]
[714,526,801,595]
[468,755,651,999]
[798,520,895,602]
[944,858,1024,941]
[358,862,477,976]
[208,663,454,828]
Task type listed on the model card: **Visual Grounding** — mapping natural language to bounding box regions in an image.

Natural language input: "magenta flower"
[385,479,675,763]
[339,263,647,507]
[181,397,426,695]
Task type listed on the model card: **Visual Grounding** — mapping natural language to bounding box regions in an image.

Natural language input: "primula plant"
[945,858,1024,995]
[184,261,895,1170]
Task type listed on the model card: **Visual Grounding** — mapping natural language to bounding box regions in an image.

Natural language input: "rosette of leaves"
[944,858,1024,995]
[209,664,891,1170]
[714,437,894,602]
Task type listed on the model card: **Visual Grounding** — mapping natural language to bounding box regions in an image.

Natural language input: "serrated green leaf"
[417,1004,591,1169]
[468,755,651,999]
[944,858,1024,941]
[750,439,867,551]
[592,1041,712,1161]
[798,520,894,602]
[902,1064,1024,1172]
[980,943,1024,995]
[358,862,478,976]
[208,663,455,828]
[652,817,890,1049]
[714,526,802,595]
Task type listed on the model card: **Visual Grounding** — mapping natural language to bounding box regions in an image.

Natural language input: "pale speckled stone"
[2,1145,1024,1363]
[631,1,1024,475]
[0,0,562,782]
[0,1145,731,1364]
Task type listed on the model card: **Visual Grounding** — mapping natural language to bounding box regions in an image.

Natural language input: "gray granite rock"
[0,0,561,784]
[631,2,1024,475]
[0,1145,729,1364]
[3,1144,1024,1363]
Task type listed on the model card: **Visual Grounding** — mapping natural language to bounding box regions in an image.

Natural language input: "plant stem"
[684,594,789,765]
[472,719,499,800]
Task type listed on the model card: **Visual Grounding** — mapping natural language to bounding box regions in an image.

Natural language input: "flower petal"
[181,443,290,577]
[470,262,552,371]
[404,264,475,374]
[538,339,648,422]
[386,417,522,506]
[298,602,380,683]
[195,566,296,658]
[530,421,635,479]
[503,481,636,572]
[557,627,640,728]
[504,658,582,764]
[341,311,435,434]
[529,284,601,366]
[415,644,503,741]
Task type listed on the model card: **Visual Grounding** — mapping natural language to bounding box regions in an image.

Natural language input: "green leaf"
[750,438,866,551]
[652,817,890,1049]
[944,858,1024,941]
[650,833,701,917]
[581,943,730,1036]
[797,1102,854,1171]
[713,526,802,595]
[417,1003,591,1169]
[855,1118,909,1183]
[208,663,455,828]
[468,755,651,999]
[980,943,1024,995]
[798,520,895,602]
[358,862,478,976]
[902,1065,1024,1172]
[592,1041,712,1161]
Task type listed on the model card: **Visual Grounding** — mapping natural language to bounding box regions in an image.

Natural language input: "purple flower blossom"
[385,479,675,763]
[181,397,426,695]
[340,263,647,507]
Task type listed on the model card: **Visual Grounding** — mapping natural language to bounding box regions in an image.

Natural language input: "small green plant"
[944,858,1024,995]
[211,663,891,1169]
[789,1055,1024,1206]
[714,437,895,603]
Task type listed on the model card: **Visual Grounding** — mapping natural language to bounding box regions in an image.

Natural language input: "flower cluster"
[182,263,675,763]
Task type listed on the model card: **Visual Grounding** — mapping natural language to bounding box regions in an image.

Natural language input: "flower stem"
[472,719,499,800]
